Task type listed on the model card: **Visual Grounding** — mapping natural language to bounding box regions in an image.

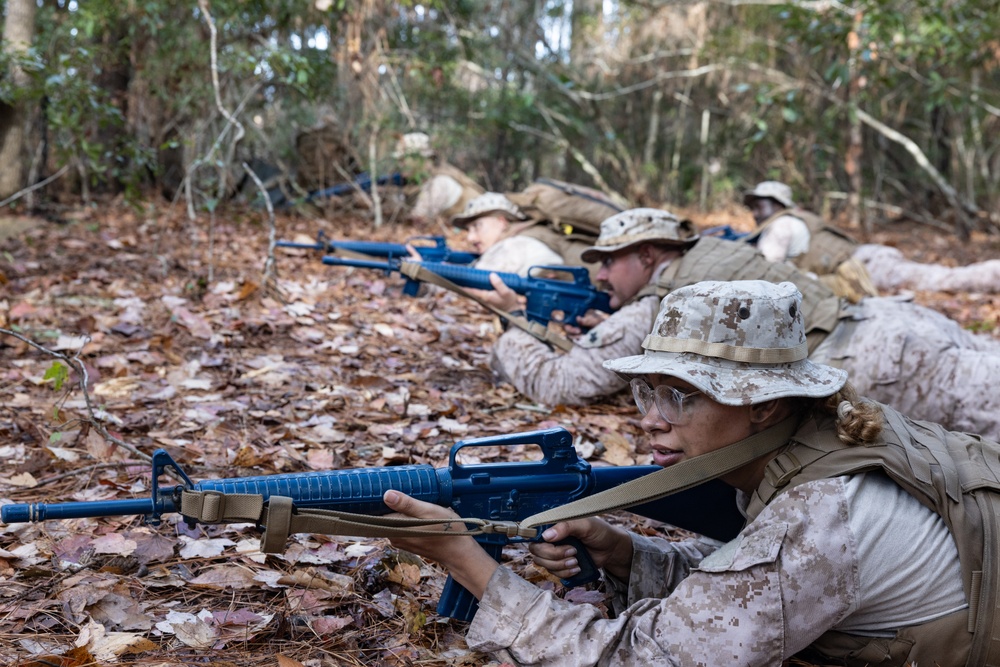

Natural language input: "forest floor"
[0,196,998,667]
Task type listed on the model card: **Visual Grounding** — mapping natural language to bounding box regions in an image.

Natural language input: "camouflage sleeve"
[853,242,1000,293]
[489,296,661,405]
[605,533,723,614]
[466,478,859,666]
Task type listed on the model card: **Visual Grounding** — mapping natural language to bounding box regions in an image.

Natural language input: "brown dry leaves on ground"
[0,201,997,666]
[0,202,648,666]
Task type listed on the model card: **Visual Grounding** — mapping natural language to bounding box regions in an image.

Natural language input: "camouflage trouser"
[853,243,1000,293]
[812,297,1000,439]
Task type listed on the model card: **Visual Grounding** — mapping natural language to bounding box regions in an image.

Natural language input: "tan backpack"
[507,178,626,238]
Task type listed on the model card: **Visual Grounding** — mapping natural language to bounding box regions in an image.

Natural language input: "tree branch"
[0,328,167,471]
[0,165,69,208]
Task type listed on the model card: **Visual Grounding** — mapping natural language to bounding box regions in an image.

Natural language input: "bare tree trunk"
[570,0,603,79]
[0,0,38,198]
[844,10,864,231]
[95,22,132,194]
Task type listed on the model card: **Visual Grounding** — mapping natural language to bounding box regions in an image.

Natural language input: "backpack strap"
[968,491,1000,665]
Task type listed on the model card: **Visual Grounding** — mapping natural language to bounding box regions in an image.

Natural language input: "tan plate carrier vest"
[746,404,1000,666]
[648,236,842,352]
[748,208,878,303]
[517,223,600,281]
[749,207,856,274]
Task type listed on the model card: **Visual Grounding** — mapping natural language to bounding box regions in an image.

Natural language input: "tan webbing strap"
[256,503,537,554]
[180,490,265,524]
[261,495,293,554]
[519,415,801,530]
[642,335,808,364]
[969,492,1000,665]
[400,261,575,352]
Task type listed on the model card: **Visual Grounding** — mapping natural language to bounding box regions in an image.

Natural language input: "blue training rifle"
[277,231,479,264]
[1,428,742,622]
[322,256,612,329]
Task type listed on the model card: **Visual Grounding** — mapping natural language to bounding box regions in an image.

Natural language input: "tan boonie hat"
[450,192,528,228]
[744,181,794,208]
[603,280,847,405]
[580,208,699,263]
[393,132,434,159]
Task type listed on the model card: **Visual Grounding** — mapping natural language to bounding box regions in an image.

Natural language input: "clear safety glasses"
[630,378,701,425]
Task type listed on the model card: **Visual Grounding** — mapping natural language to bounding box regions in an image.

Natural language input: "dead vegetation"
[0,202,997,666]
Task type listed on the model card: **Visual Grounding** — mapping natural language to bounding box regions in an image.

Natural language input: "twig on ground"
[16,461,152,488]
[0,328,185,482]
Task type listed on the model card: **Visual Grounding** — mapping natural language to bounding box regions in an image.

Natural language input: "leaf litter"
[1,202,997,666]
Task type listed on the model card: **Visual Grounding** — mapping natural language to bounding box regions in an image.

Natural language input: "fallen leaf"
[93,377,142,398]
[51,335,89,351]
[601,430,636,466]
[307,615,353,634]
[189,565,258,590]
[91,534,138,556]
[0,472,37,487]
[178,536,236,559]
[236,281,259,301]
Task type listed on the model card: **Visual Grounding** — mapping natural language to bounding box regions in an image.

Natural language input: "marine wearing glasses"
[629,378,700,425]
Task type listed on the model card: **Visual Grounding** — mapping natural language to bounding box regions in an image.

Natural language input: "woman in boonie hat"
[385,279,983,666]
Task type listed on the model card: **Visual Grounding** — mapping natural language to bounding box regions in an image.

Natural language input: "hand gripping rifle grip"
[557,536,601,587]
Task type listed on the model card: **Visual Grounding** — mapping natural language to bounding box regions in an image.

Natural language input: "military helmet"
[743,181,794,208]
[603,280,847,405]
[450,192,528,228]
[580,208,699,263]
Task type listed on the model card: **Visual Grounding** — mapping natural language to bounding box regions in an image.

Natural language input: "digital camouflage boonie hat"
[743,181,795,208]
[603,280,847,405]
[450,192,528,228]
[580,208,699,263]
[393,132,435,159]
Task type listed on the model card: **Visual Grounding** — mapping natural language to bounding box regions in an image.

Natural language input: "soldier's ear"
[637,243,656,267]
[750,399,782,425]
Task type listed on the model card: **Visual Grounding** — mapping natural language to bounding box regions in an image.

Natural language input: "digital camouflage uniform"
[452,192,598,278]
[468,281,982,666]
[489,289,661,405]
[660,236,1000,439]
[475,235,564,277]
[394,133,484,221]
[811,295,1000,437]
[468,477,915,666]
[853,243,1000,293]
[745,180,1000,294]
[489,209,699,406]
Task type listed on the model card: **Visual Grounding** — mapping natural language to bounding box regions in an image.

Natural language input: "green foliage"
[42,361,69,391]
[2,0,997,216]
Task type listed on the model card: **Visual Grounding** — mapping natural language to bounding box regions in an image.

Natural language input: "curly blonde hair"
[811,382,884,446]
